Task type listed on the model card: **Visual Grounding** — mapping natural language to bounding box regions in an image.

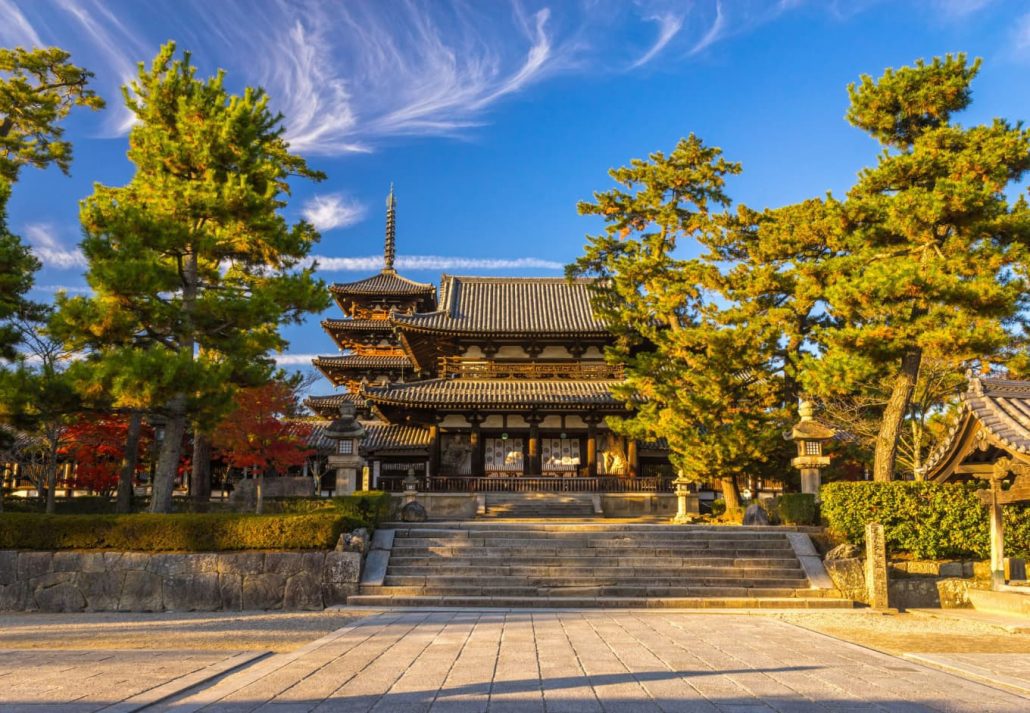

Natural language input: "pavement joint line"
[901,653,1030,699]
[333,605,879,615]
[776,616,1030,700]
[136,612,411,713]
[95,651,269,713]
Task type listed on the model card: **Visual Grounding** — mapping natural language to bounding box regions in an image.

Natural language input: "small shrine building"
[307,189,672,492]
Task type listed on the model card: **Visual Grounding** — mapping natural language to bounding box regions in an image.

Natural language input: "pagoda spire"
[384,184,396,272]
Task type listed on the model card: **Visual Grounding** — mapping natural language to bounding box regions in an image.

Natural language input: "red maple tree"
[211,383,315,475]
[59,414,154,495]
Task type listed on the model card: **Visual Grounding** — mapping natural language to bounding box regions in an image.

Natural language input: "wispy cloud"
[272,353,320,366]
[34,284,92,294]
[312,254,564,272]
[24,224,86,269]
[302,194,367,232]
[1014,12,1030,57]
[5,1,804,154]
[631,13,684,68]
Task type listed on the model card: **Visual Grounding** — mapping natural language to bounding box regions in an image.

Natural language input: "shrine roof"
[312,355,413,371]
[391,276,609,335]
[330,270,435,297]
[322,318,397,331]
[361,422,432,452]
[361,378,625,409]
[922,375,1030,480]
[304,392,366,418]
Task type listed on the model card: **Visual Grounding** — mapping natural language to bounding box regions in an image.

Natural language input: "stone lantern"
[788,400,835,501]
[325,403,366,495]
[671,470,699,524]
[402,466,419,504]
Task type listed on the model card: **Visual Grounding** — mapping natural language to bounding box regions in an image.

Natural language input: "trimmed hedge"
[821,481,1030,559]
[0,512,355,551]
[266,491,393,529]
[778,493,817,525]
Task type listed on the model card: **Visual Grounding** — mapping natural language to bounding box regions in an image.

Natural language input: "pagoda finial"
[384,183,396,272]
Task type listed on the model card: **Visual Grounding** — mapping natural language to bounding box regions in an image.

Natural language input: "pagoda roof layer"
[313,355,413,371]
[330,270,435,297]
[391,276,609,336]
[362,378,624,410]
[362,422,431,452]
[322,318,397,331]
[922,375,1030,480]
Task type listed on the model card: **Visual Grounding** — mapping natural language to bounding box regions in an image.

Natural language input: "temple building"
[307,189,672,492]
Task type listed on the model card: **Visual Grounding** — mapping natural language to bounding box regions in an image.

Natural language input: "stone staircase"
[349,522,852,609]
[480,493,596,518]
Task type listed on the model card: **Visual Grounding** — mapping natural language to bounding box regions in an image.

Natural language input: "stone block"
[17,551,52,581]
[219,573,243,610]
[51,551,85,573]
[186,553,221,573]
[824,558,867,604]
[78,552,108,573]
[825,543,862,560]
[938,562,965,578]
[321,581,357,606]
[119,570,163,611]
[904,561,941,576]
[110,552,150,571]
[0,551,17,586]
[936,578,974,608]
[76,571,123,611]
[147,553,191,578]
[34,581,86,612]
[265,552,305,576]
[323,551,361,584]
[163,573,221,611]
[242,573,285,610]
[284,572,323,610]
[218,552,265,575]
[0,582,30,610]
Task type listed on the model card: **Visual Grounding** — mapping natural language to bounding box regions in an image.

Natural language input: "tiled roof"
[362,378,624,409]
[304,393,366,417]
[330,270,435,296]
[322,319,396,332]
[391,276,609,335]
[361,422,432,453]
[922,376,1030,479]
[312,355,413,371]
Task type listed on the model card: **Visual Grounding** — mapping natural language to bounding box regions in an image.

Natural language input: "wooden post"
[627,439,638,477]
[428,421,441,478]
[527,414,542,476]
[469,413,484,476]
[865,522,889,609]
[586,423,598,477]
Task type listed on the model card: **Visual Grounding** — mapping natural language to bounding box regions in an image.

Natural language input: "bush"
[710,499,726,517]
[0,512,356,551]
[820,481,1030,559]
[265,491,393,530]
[778,493,817,525]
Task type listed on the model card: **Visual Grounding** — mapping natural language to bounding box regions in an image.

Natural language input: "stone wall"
[230,476,316,505]
[0,549,360,613]
[824,555,988,609]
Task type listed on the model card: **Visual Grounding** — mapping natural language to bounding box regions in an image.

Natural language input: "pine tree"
[808,55,1030,481]
[52,43,329,513]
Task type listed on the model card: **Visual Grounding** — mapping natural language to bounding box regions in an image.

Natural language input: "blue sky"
[3,0,1029,395]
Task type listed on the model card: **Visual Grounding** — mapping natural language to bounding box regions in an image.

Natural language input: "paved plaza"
[6,610,1028,713]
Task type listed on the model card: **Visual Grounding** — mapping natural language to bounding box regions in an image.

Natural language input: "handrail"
[377,475,674,493]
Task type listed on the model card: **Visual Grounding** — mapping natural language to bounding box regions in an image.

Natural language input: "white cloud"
[23,224,86,269]
[35,284,92,294]
[0,0,42,46]
[272,353,320,365]
[630,13,684,68]
[689,1,727,56]
[302,194,367,232]
[1014,12,1030,56]
[311,254,564,272]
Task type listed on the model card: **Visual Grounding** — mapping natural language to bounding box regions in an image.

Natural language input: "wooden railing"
[437,358,623,380]
[377,475,675,493]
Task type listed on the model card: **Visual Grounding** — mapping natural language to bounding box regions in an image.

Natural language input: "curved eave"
[390,318,611,340]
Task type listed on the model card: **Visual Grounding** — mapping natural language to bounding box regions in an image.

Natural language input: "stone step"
[382,572,806,587]
[391,528,794,539]
[363,584,819,597]
[385,565,806,579]
[392,538,793,550]
[383,523,809,533]
[385,557,802,571]
[346,594,855,609]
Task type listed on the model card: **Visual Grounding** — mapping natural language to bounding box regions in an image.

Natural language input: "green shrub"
[265,491,393,529]
[778,493,817,525]
[710,499,726,517]
[820,481,1030,559]
[0,512,356,551]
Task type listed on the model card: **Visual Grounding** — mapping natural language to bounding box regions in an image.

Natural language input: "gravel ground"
[776,610,1030,655]
[0,610,369,652]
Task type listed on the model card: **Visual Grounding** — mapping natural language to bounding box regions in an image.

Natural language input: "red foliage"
[59,414,154,495]
[212,383,315,475]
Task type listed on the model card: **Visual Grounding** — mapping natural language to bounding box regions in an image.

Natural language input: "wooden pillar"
[429,420,441,478]
[627,439,638,478]
[469,413,484,476]
[586,420,598,477]
[527,413,542,476]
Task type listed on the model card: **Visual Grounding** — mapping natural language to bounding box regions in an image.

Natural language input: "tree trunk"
[190,431,212,504]
[151,397,187,513]
[873,350,922,482]
[910,415,924,481]
[255,469,264,515]
[44,438,60,515]
[720,475,741,510]
[116,411,143,514]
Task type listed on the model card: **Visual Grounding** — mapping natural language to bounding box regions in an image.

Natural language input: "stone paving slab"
[150,611,1028,712]
[903,652,1030,698]
[0,649,265,712]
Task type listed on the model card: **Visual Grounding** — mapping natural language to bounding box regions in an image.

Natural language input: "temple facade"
[307,189,672,492]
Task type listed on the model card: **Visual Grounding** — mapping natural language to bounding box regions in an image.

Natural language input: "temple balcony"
[437,357,623,380]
